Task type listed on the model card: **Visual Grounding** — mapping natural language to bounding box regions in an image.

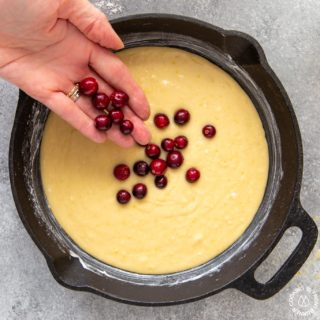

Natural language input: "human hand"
[0,0,150,147]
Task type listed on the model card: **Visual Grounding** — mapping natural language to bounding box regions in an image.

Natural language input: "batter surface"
[41,47,269,274]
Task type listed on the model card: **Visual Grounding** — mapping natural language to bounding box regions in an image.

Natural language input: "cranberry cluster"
[78,77,134,135]
[113,108,217,204]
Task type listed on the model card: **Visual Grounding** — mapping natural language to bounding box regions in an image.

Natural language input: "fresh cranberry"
[150,159,167,176]
[186,168,200,183]
[174,109,190,125]
[132,183,148,199]
[110,90,129,108]
[202,125,216,138]
[79,77,98,96]
[120,119,134,135]
[95,114,112,131]
[154,113,170,129]
[133,160,150,176]
[155,175,168,189]
[145,143,161,159]
[116,190,131,204]
[110,109,124,124]
[92,92,109,110]
[161,138,175,152]
[166,151,184,168]
[113,164,130,181]
[174,135,188,149]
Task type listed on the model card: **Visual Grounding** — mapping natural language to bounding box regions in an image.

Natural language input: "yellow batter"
[40,47,269,274]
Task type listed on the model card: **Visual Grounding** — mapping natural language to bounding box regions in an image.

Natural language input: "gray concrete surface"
[0,0,319,319]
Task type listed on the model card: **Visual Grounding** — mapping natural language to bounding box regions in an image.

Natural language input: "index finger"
[89,46,150,120]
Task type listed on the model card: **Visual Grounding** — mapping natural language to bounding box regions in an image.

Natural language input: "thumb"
[58,0,124,50]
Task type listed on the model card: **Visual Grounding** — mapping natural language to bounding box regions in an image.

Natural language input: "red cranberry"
[95,114,112,131]
[161,138,175,152]
[145,144,161,159]
[155,175,168,189]
[186,168,200,183]
[174,109,190,125]
[166,151,184,168]
[113,164,130,181]
[132,183,148,199]
[150,159,167,176]
[174,135,188,149]
[92,92,109,110]
[79,77,98,96]
[133,161,150,176]
[110,90,129,108]
[202,125,216,138]
[116,190,131,204]
[154,113,170,129]
[110,109,124,124]
[120,119,134,135]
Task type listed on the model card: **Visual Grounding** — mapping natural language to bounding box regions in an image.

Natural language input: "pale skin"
[0,0,151,147]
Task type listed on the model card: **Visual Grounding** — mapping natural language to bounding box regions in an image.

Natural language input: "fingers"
[59,0,124,50]
[122,107,151,146]
[107,126,135,148]
[65,96,135,147]
[51,68,149,146]
[54,76,134,147]
[89,46,150,120]
[44,92,108,143]
[79,70,151,145]
[46,92,134,147]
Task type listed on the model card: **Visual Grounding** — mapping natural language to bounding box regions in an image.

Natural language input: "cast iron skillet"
[9,14,318,305]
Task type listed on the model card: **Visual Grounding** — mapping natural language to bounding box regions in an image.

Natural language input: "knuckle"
[131,88,149,116]
[90,130,108,144]
[134,88,146,102]
[110,60,125,76]
[42,93,57,109]
[93,135,107,144]
[83,13,105,39]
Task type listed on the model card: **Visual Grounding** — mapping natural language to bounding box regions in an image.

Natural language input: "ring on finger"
[67,83,80,102]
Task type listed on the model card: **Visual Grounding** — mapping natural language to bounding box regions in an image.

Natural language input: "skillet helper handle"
[232,200,318,299]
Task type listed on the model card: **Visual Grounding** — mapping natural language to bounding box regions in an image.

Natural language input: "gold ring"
[67,83,80,102]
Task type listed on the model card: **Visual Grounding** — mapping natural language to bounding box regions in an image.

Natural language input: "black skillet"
[9,14,318,305]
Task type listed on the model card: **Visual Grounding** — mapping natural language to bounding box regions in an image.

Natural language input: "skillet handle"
[232,200,318,299]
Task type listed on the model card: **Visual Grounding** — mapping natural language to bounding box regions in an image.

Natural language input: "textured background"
[0,0,319,319]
